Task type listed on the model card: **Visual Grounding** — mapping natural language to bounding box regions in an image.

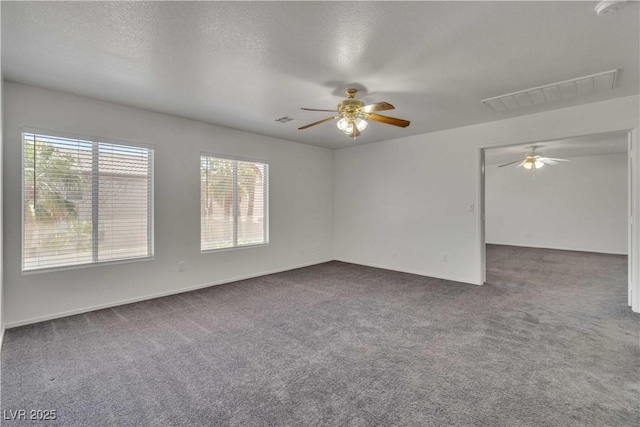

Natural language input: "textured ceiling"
[2,1,639,149]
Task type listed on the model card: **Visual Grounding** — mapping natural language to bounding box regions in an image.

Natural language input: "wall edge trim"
[485,242,628,256]
[5,259,334,328]
[335,257,482,286]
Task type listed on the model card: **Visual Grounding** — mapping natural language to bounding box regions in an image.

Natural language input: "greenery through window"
[23,132,153,271]
[201,155,268,251]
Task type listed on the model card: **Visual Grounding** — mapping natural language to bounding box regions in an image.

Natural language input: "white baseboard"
[5,259,334,329]
[335,257,481,286]
[0,325,5,351]
[486,242,628,256]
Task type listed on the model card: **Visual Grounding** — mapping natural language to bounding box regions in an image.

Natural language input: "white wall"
[334,95,639,285]
[3,86,639,326]
[485,153,627,254]
[3,82,334,326]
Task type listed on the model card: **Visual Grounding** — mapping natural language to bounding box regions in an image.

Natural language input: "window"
[23,132,153,271]
[201,155,268,251]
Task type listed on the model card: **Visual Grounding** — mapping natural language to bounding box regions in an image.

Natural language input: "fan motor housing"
[338,99,364,116]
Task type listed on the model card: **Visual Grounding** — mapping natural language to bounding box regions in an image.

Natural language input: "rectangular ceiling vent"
[275,116,295,123]
[482,69,617,112]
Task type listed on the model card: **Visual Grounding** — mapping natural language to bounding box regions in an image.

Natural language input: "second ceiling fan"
[298,88,410,139]
[498,146,570,170]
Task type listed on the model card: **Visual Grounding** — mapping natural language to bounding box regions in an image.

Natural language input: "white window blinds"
[23,132,153,271]
[201,155,268,251]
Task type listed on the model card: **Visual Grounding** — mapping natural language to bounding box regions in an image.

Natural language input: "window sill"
[201,242,269,254]
[21,255,155,275]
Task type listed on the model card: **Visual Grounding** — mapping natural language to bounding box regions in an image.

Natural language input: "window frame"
[21,128,155,274]
[200,152,269,253]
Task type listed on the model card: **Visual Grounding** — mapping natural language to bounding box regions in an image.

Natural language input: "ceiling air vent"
[275,116,294,123]
[482,70,617,112]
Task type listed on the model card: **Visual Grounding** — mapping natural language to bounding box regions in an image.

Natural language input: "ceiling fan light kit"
[337,116,367,135]
[522,157,545,170]
[298,88,410,140]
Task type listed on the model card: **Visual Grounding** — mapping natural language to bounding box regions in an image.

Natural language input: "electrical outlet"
[302,246,307,253]
[178,261,185,272]
[316,245,320,252]
[441,253,448,262]
[392,250,397,258]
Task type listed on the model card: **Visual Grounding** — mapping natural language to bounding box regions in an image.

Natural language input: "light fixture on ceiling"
[595,1,628,15]
[498,146,570,170]
[298,88,410,140]
[336,115,368,136]
[522,157,545,170]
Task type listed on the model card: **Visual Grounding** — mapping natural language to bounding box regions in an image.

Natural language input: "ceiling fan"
[498,146,570,170]
[298,88,410,139]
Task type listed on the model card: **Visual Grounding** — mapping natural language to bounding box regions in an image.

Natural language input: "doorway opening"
[479,130,637,311]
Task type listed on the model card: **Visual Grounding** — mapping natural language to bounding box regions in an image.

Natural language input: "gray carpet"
[1,245,638,426]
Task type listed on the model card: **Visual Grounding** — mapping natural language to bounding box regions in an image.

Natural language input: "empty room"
[484,132,630,303]
[0,1,638,426]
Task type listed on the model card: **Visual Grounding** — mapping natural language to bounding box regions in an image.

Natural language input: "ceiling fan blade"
[301,108,338,112]
[498,159,525,168]
[361,102,395,113]
[367,113,410,128]
[540,158,559,165]
[515,160,527,168]
[298,116,337,130]
[543,157,571,162]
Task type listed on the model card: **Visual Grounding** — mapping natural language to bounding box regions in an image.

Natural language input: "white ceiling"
[2,1,639,149]
[484,132,629,166]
